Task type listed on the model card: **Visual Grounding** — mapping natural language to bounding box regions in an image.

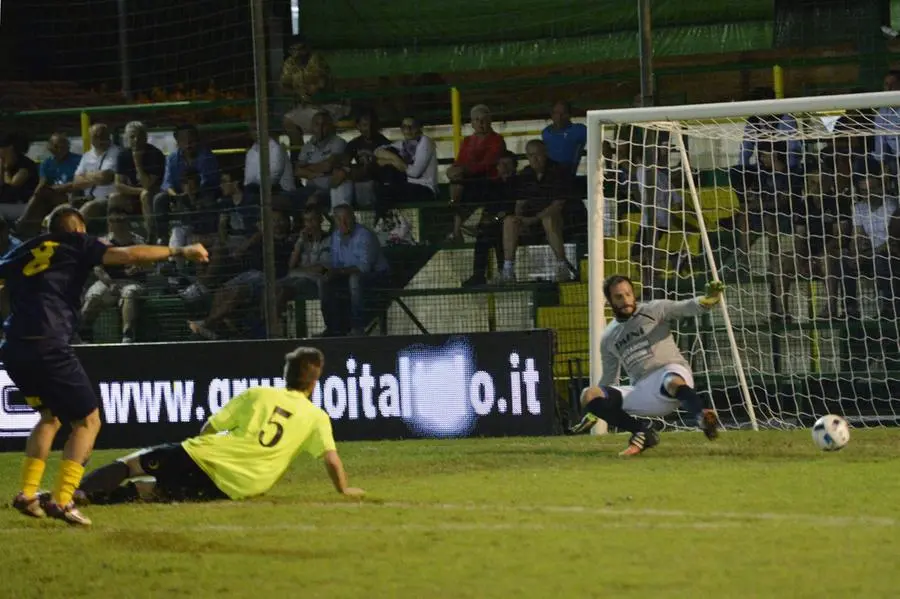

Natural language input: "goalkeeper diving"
[570,275,725,456]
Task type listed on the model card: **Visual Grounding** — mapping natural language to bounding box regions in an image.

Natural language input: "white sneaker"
[555,263,574,282]
[494,270,516,285]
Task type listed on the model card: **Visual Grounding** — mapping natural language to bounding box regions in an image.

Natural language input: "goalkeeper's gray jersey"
[598,298,710,387]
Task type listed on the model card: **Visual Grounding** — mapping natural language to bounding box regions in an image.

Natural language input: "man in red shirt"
[446,104,506,241]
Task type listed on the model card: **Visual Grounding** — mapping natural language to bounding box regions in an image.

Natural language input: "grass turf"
[1,429,899,598]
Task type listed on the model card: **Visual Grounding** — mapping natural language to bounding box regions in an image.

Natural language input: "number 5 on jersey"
[23,241,60,277]
[258,406,294,447]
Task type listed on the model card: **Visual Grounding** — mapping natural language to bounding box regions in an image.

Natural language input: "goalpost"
[586,90,900,431]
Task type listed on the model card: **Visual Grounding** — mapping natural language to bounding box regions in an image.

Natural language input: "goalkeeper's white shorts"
[609,364,694,417]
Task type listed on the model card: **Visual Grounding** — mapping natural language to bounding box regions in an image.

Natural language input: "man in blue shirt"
[1,205,208,527]
[542,101,587,175]
[321,204,388,336]
[152,124,219,243]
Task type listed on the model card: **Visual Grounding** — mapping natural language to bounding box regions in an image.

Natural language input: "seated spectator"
[334,110,391,209]
[188,210,295,339]
[293,111,352,212]
[80,208,147,343]
[542,100,587,176]
[375,116,439,208]
[497,140,583,284]
[280,35,348,149]
[320,204,389,336]
[0,132,39,222]
[153,124,219,243]
[16,132,81,237]
[244,121,295,194]
[630,143,699,296]
[873,69,900,177]
[112,121,166,235]
[728,88,803,254]
[834,162,900,319]
[446,104,506,241]
[821,108,878,200]
[72,124,122,229]
[218,170,259,243]
[276,207,331,334]
[462,150,519,287]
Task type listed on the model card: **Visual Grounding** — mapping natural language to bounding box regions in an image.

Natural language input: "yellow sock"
[20,457,46,498]
[52,460,85,506]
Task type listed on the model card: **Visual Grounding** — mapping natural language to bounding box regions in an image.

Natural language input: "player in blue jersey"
[0,205,208,526]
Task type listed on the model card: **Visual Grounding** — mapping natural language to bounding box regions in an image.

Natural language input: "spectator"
[729,87,803,254]
[280,35,348,149]
[80,208,147,344]
[630,143,696,297]
[462,150,519,287]
[320,204,389,337]
[835,161,900,319]
[188,210,295,339]
[244,121,295,193]
[0,132,39,221]
[873,69,900,176]
[218,171,259,243]
[153,124,219,243]
[16,133,81,237]
[497,140,581,284]
[294,111,352,212]
[375,116,439,207]
[335,110,391,209]
[73,124,122,227]
[446,104,506,241]
[276,207,331,334]
[542,100,587,175]
[112,121,166,234]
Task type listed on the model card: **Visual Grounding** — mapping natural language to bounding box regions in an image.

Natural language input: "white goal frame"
[585,90,900,433]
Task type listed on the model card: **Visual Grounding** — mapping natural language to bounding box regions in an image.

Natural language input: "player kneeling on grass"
[569,275,724,456]
[70,346,364,505]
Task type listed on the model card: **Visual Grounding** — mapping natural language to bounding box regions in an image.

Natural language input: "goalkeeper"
[570,275,724,456]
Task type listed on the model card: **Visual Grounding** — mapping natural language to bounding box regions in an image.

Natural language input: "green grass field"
[1,429,899,599]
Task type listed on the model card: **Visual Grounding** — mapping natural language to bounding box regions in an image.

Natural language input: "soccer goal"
[586,90,900,431]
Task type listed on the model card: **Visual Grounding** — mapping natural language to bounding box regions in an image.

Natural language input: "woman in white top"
[374,116,438,206]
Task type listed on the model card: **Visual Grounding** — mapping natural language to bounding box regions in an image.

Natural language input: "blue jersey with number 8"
[0,232,108,345]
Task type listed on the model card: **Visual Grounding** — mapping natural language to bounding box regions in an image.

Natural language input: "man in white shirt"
[837,162,900,319]
[293,111,352,211]
[244,122,295,193]
[374,116,438,205]
[73,123,122,227]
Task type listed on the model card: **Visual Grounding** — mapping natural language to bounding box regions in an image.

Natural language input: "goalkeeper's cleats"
[700,409,720,441]
[568,412,600,435]
[12,492,46,519]
[619,430,659,456]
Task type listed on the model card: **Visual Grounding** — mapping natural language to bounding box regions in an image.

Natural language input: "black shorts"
[0,340,97,422]
[138,443,227,502]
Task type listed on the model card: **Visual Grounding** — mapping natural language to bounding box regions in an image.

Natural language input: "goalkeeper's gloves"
[699,280,725,308]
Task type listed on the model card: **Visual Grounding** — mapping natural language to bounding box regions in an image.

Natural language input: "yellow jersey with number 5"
[0,232,108,344]
[182,387,336,500]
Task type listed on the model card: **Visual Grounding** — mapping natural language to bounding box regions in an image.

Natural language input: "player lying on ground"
[70,346,364,505]
[569,274,724,456]
[3,205,208,526]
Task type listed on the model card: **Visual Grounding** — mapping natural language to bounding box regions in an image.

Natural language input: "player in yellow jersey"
[69,346,364,504]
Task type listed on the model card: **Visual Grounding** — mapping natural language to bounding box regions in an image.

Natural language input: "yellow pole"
[80,111,92,152]
[773,65,785,99]
[451,87,462,157]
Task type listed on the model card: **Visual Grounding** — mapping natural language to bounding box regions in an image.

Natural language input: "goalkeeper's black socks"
[674,385,704,420]
[584,398,647,434]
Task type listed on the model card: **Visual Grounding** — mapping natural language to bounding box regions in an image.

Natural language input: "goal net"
[586,91,900,431]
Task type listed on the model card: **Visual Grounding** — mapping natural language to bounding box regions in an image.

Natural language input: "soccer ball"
[811,414,850,451]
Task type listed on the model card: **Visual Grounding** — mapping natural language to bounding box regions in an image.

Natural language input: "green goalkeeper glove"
[699,280,725,308]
